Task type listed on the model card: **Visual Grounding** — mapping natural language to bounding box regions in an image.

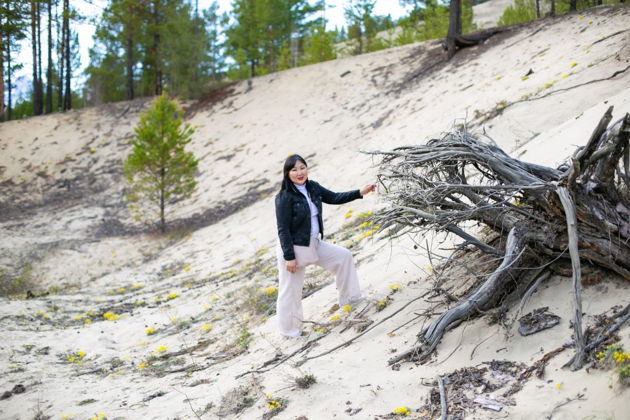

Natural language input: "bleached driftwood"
[371,107,630,368]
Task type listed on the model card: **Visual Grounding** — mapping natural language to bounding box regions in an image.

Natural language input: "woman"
[274,154,376,337]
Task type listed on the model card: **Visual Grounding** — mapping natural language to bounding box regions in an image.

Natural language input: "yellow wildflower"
[555,383,561,389]
[267,400,282,409]
[213,315,222,320]
[389,283,402,291]
[132,284,143,289]
[330,314,341,321]
[155,346,168,352]
[103,312,120,321]
[84,318,91,325]
[166,293,178,300]
[116,288,126,293]
[200,324,212,331]
[210,295,219,301]
[393,406,411,416]
[183,265,191,272]
[342,305,352,313]
[495,75,502,80]
[257,248,268,256]
[344,209,353,219]
[73,315,83,320]
[570,62,578,68]
[377,300,386,307]
[145,328,156,335]
[263,286,278,295]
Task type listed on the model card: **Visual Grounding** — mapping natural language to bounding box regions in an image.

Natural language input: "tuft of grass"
[78,399,97,406]
[242,285,278,316]
[237,324,253,349]
[295,374,317,389]
[216,381,258,416]
[0,266,39,298]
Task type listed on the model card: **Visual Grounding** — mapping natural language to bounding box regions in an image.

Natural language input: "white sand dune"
[1,6,630,420]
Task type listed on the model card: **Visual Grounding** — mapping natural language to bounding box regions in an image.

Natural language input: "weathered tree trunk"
[444,0,506,59]
[374,107,630,367]
[445,0,461,59]
[56,0,63,111]
[45,0,52,114]
[63,0,71,110]
[6,0,14,121]
[0,22,5,122]
[152,0,162,96]
[36,0,43,109]
[126,35,134,100]
[31,0,43,115]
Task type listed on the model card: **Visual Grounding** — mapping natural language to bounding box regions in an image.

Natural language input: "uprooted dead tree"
[370,106,630,370]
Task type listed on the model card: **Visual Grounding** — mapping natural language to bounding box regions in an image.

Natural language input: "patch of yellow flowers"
[266,394,283,410]
[392,406,411,416]
[597,350,630,364]
[389,283,402,292]
[102,312,120,321]
[263,286,278,295]
[66,350,86,364]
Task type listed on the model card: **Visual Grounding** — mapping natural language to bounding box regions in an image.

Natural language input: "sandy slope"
[1,6,630,420]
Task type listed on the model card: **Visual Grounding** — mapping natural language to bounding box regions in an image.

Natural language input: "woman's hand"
[285,259,298,273]
[360,183,377,196]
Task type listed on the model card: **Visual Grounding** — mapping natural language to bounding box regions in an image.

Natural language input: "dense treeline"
[1,0,625,121]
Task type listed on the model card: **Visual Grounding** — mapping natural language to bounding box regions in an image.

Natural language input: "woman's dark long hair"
[281,154,307,191]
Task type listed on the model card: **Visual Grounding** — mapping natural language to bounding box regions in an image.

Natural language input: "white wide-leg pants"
[276,238,363,337]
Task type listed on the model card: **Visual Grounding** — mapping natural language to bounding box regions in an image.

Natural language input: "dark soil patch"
[183,82,239,119]
[95,185,277,237]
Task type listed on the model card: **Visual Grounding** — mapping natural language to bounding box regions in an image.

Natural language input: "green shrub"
[0,266,37,298]
[498,0,537,26]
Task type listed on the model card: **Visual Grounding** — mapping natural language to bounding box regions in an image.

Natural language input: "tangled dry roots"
[370,107,630,367]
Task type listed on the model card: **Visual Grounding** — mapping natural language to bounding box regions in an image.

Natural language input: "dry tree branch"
[556,186,585,370]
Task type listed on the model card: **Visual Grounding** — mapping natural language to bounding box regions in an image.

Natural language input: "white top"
[294,183,320,238]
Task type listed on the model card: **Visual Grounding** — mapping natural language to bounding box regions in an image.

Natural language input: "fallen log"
[372,107,630,367]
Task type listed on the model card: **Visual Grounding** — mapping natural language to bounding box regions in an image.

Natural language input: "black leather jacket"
[275,180,362,261]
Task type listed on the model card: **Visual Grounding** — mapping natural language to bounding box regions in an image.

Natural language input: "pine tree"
[1,0,29,121]
[124,93,198,233]
[302,25,336,65]
[344,0,375,55]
